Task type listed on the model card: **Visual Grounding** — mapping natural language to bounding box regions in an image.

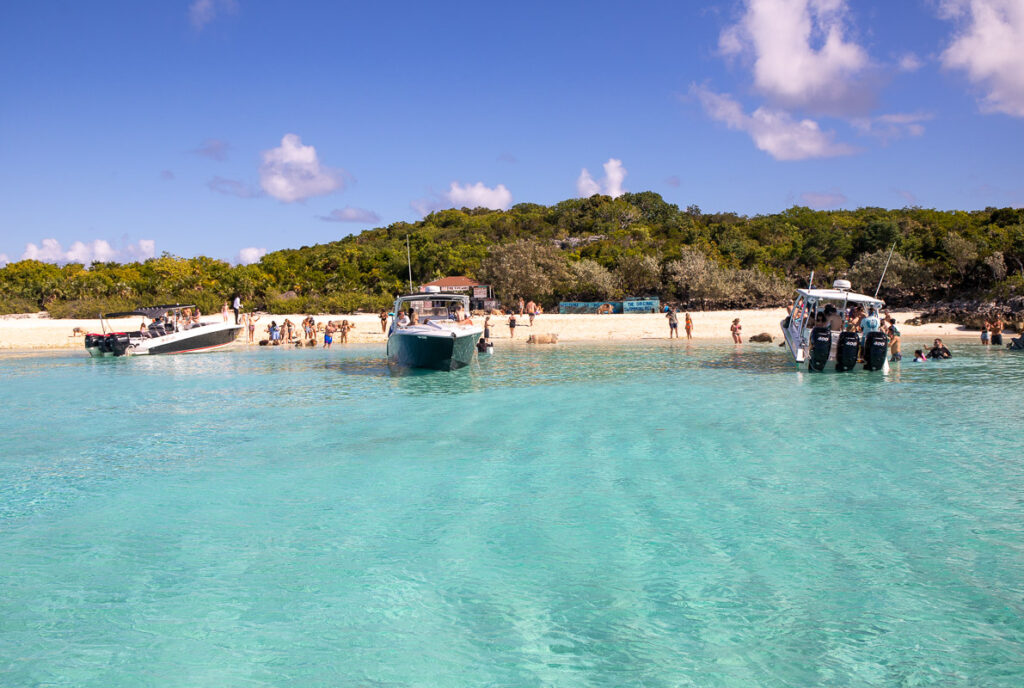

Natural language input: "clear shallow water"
[1,342,1023,687]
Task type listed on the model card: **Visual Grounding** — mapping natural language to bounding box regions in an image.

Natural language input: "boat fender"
[808,326,832,372]
[863,331,888,371]
[835,331,860,372]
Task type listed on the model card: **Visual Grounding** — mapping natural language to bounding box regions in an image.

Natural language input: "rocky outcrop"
[905,297,1024,332]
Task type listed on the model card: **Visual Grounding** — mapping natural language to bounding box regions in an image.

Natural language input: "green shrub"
[45,297,139,319]
[0,296,41,315]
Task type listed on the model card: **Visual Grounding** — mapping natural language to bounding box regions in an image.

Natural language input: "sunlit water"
[1,342,1022,687]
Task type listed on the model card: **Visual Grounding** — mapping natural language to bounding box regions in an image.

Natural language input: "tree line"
[2,192,1022,317]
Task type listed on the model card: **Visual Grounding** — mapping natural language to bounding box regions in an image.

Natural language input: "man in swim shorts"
[666,307,679,338]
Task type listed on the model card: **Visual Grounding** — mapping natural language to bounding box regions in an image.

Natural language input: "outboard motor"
[835,331,860,372]
[863,331,888,371]
[108,333,132,356]
[808,326,832,372]
[98,334,115,355]
[84,333,103,350]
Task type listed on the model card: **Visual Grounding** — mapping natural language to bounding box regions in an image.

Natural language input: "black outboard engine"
[98,334,115,355]
[84,333,104,350]
[108,333,132,356]
[835,331,860,372]
[863,331,888,371]
[808,326,832,372]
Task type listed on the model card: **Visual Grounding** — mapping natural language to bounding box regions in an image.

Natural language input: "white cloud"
[576,169,601,197]
[192,138,230,161]
[208,176,262,198]
[799,190,848,208]
[0,254,9,267]
[898,53,924,72]
[940,0,1024,117]
[412,181,513,216]
[236,247,267,265]
[189,0,237,31]
[446,181,513,209]
[851,112,932,141]
[259,134,345,203]
[319,206,381,223]
[21,238,155,264]
[693,86,856,160]
[577,158,627,198]
[720,0,872,114]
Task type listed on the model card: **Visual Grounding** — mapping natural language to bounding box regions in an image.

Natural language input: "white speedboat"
[85,305,242,357]
[780,280,890,373]
[386,293,483,370]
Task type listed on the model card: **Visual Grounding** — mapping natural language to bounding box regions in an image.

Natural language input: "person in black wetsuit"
[927,338,952,359]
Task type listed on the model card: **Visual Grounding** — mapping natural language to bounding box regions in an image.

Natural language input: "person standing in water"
[666,307,679,339]
[886,317,901,361]
[684,313,693,340]
[991,316,1004,346]
[323,321,336,349]
[730,318,742,343]
[379,310,389,334]
[508,313,517,338]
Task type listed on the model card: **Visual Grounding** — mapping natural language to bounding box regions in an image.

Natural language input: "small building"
[420,276,495,310]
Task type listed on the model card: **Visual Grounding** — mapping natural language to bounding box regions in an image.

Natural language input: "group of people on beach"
[248,314,356,348]
[665,307,695,340]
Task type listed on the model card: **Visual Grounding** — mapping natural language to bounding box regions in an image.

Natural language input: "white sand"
[0,309,981,351]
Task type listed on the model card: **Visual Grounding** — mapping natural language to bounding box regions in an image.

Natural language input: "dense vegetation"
[2,193,1023,317]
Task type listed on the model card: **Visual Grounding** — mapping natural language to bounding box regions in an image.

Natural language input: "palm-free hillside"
[2,193,1022,317]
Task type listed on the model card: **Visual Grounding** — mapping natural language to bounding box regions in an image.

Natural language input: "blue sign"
[622,299,660,313]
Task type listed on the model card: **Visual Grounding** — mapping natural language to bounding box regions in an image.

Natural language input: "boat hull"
[386,330,480,370]
[85,324,242,357]
[141,325,241,355]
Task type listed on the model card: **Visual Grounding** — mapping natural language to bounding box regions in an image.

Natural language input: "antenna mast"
[874,242,897,298]
[406,235,414,294]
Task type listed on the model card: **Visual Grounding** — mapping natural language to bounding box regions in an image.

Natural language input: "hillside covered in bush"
[2,193,1023,317]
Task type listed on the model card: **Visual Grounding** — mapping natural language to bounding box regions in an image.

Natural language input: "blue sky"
[1,0,1022,265]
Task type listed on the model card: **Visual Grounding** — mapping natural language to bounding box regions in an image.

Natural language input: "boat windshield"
[400,301,452,322]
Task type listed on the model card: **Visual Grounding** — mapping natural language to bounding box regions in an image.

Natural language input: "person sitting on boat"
[824,304,844,332]
[927,338,952,359]
[396,311,410,328]
[409,309,420,326]
[452,305,472,325]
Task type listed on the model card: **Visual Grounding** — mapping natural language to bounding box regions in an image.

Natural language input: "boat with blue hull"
[386,293,483,370]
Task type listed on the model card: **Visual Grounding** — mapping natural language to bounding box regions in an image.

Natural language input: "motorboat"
[780,280,890,373]
[386,293,483,370]
[85,305,242,357]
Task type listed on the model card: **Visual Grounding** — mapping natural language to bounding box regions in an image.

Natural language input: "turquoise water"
[1,342,1023,687]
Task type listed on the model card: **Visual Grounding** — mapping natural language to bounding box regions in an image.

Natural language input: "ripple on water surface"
[1,343,1023,686]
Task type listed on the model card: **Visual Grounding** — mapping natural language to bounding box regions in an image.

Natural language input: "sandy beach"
[0,309,982,351]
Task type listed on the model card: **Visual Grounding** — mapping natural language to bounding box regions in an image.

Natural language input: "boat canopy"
[103,305,196,319]
[796,288,883,306]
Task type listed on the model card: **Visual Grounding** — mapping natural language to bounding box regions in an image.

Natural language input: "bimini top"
[796,288,883,306]
[103,305,196,319]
